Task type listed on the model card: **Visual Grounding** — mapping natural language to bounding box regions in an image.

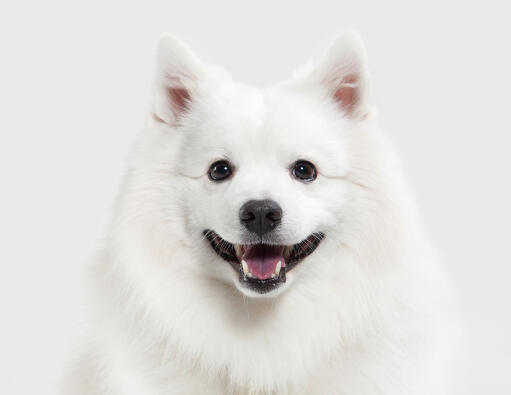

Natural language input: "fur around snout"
[62,32,459,395]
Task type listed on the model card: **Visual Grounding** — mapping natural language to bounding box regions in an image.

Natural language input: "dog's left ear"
[152,34,206,125]
[302,32,372,120]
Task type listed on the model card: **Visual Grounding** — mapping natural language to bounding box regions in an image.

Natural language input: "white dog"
[63,32,458,394]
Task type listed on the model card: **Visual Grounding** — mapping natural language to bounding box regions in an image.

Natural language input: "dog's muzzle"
[203,230,324,294]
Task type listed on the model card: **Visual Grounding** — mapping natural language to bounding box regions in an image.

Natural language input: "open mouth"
[203,230,324,294]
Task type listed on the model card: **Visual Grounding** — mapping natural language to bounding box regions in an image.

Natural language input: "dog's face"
[145,33,372,297]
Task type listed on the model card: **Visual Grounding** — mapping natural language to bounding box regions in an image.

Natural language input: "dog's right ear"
[294,31,372,120]
[152,34,206,125]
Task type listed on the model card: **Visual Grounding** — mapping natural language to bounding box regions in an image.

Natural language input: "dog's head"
[125,33,374,298]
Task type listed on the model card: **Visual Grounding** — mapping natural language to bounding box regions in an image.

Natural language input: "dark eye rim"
[208,160,233,182]
[291,160,317,182]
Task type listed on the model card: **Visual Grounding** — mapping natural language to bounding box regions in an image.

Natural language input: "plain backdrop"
[1,1,510,394]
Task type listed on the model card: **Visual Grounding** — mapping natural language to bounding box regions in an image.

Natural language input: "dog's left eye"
[292,161,317,182]
[208,160,233,181]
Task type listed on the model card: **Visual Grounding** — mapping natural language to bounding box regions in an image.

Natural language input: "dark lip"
[203,230,324,293]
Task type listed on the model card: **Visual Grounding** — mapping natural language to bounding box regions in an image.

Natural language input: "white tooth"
[275,261,282,276]
[271,274,277,279]
[234,244,243,258]
[283,247,291,260]
[242,260,249,275]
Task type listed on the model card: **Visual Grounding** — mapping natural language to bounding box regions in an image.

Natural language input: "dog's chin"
[203,230,324,297]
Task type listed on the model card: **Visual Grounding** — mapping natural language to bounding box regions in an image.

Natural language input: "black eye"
[208,160,233,181]
[292,160,317,182]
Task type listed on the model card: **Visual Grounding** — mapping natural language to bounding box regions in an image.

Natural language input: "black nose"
[239,199,283,236]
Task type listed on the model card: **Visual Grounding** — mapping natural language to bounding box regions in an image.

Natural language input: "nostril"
[266,210,282,223]
[241,211,256,223]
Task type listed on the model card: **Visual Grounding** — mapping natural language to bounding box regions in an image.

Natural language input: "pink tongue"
[242,244,285,280]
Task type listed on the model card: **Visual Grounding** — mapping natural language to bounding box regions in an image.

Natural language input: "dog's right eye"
[292,160,317,182]
[208,160,233,181]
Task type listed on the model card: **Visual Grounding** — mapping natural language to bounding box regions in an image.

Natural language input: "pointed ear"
[312,32,371,119]
[152,34,206,125]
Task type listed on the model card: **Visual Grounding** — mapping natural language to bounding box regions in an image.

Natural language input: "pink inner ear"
[333,74,359,115]
[167,87,191,118]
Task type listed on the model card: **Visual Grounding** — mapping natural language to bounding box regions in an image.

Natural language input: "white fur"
[63,32,459,394]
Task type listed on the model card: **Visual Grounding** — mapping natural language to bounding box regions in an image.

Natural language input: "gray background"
[1,1,509,393]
